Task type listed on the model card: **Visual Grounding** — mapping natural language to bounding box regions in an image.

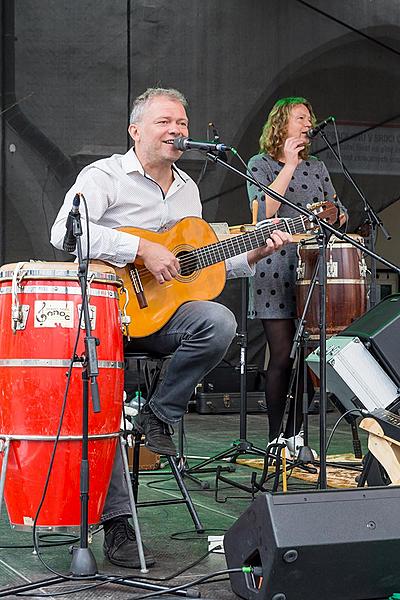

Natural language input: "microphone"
[173,136,231,152]
[63,193,81,252]
[307,116,335,139]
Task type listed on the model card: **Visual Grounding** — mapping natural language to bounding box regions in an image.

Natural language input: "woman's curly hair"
[259,97,316,161]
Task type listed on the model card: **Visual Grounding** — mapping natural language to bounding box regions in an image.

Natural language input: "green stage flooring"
[0,411,390,599]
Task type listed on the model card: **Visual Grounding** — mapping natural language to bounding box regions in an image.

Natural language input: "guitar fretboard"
[179,215,308,274]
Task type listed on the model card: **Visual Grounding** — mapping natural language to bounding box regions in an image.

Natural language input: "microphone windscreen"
[173,137,187,150]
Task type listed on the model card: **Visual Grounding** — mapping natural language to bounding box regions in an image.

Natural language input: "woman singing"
[247,96,345,457]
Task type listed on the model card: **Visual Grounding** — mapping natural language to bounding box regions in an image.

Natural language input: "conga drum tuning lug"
[11,305,30,332]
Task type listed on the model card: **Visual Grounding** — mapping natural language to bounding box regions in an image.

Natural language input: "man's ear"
[128,123,139,143]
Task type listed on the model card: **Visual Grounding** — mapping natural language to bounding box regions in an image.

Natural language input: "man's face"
[129,96,189,166]
[285,104,312,142]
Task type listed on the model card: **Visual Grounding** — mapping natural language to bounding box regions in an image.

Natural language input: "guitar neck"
[190,215,308,269]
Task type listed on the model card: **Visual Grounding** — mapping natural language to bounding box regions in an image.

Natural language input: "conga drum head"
[0,260,118,282]
[0,261,124,529]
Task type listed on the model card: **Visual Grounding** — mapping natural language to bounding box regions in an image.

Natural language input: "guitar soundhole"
[177,250,199,277]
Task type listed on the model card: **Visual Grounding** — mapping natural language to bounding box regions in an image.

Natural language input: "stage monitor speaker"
[224,487,400,600]
[341,293,400,386]
[306,336,399,413]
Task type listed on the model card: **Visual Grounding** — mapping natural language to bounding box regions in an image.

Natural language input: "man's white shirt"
[51,148,254,277]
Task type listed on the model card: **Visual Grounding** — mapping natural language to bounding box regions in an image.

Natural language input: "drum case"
[306,336,400,414]
[196,364,267,414]
[196,392,267,414]
[127,446,160,471]
[201,364,263,394]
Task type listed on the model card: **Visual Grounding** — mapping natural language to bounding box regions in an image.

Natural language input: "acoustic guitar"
[114,201,338,338]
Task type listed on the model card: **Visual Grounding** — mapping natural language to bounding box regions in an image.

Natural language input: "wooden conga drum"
[296,235,368,338]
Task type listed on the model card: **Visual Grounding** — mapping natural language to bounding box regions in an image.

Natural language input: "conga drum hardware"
[0,261,124,530]
[119,285,132,339]
[10,261,30,332]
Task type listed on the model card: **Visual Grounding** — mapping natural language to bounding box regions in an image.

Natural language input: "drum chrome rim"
[0,285,120,298]
[11,523,100,533]
[297,279,366,285]
[0,433,120,440]
[0,359,124,368]
[0,268,121,284]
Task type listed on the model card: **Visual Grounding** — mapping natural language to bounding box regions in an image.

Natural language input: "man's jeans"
[101,300,237,521]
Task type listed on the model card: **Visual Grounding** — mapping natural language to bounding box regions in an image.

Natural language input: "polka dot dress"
[247,153,336,319]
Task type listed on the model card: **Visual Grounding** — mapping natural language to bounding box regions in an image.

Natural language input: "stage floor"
[0,410,384,599]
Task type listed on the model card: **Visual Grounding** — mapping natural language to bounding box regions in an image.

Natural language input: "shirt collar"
[122,147,189,184]
[121,148,145,175]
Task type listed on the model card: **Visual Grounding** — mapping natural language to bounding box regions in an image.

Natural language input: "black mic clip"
[208,123,228,162]
[307,116,335,139]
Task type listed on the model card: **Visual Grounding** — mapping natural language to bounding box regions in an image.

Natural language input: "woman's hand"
[282,136,306,167]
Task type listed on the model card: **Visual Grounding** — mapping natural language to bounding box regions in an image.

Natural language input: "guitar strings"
[177,215,307,270]
[133,212,316,276]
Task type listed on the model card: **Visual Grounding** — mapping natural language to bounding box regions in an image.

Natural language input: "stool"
[124,352,204,533]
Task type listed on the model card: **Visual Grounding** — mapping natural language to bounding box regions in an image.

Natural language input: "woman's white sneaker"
[285,431,318,460]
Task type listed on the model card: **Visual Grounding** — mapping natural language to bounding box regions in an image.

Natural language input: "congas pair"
[296,235,368,337]
[0,261,124,529]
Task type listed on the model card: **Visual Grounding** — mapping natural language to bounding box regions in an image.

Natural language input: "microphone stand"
[186,273,268,495]
[288,255,321,465]
[0,208,199,599]
[69,207,101,575]
[202,149,400,490]
[318,129,391,308]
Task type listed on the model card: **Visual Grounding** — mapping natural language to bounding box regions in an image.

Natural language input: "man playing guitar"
[51,87,291,568]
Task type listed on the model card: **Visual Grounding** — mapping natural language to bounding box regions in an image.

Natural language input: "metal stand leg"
[167,455,204,533]
[130,430,205,533]
[119,435,148,573]
[0,438,10,516]
[176,419,213,490]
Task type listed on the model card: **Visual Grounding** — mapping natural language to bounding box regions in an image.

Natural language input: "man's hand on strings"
[137,238,180,284]
[247,230,292,266]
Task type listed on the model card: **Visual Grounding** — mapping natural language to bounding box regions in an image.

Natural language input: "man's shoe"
[103,517,155,568]
[135,407,176,456]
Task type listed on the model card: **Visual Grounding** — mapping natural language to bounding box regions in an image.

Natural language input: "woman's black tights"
[261,318,313,442]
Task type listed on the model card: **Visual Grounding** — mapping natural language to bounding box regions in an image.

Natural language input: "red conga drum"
[0,261,124,529]
[296,235,368,338]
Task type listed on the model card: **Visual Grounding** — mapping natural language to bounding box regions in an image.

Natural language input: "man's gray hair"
[130,87,188,124]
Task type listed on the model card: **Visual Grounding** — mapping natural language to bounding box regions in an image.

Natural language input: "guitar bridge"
[129,266,148,309]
